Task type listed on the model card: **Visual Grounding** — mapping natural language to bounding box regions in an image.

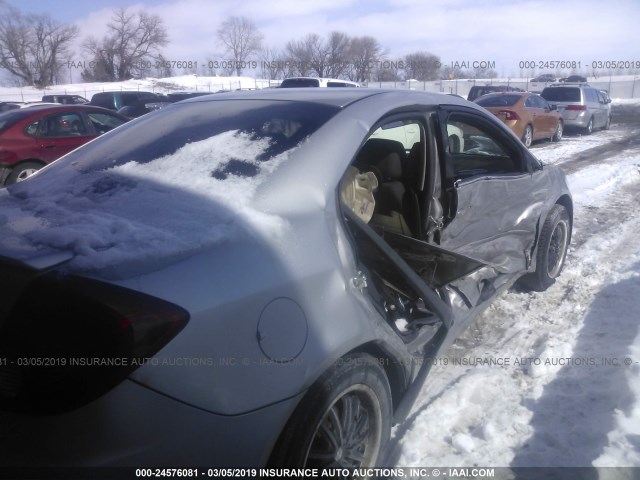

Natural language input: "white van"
[279,77,360,88]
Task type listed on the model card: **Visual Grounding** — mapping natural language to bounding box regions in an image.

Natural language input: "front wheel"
[269,352,392,468]
[519,204,571,291]
[604,115,611,130]
[522,125,533,148]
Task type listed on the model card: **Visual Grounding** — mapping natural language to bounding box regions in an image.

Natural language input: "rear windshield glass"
[476,95,520,107]
[0,109,31,133]
[468,87,502,101]
[33,99,339,176]
[280,78,320,88]
[541,87,581,102]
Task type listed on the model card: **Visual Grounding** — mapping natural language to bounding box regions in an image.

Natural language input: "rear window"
[468,87,501,101]
[90,94,115,109]
[541,87,581,102]
[0,109,31,133]
[40,100,339,175]
[476,94,521,107]
[280,78,320,88]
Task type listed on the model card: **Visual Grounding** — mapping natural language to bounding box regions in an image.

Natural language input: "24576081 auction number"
[135,469,259,477]
[133,60,198,69]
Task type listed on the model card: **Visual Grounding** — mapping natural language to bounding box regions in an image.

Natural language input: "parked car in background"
[89,91,170,118]
[41,95,89,105]
[0,102,21,112]
[467,85,523,102]
[0,89,572,468]
[530,74,557,83]
[541,83,611,133]
[116,99,172,119]
[0,104,128,185]
[475,91,563,147]
[559,75,587,83]
[280,77,360,88]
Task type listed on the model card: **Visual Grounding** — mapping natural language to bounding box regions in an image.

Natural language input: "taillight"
[498,110,520,120]
[565,105,587,111]
[0,272,189,414]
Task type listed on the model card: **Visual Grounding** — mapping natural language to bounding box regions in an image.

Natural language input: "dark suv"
[89,91,169,118]
[541,84,611,133]
[467,85,523,102]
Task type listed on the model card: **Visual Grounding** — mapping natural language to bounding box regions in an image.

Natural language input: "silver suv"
[541,83,611,133]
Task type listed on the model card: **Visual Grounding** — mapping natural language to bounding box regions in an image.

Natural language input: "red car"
[0,105,128,185]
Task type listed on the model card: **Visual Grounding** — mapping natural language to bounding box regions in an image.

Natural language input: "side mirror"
[549,104,557,111]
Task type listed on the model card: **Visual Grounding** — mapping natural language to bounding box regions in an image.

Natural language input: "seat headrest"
[355,139,405,181]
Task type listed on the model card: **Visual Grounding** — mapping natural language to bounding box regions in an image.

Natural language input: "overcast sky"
[4,0,640,79]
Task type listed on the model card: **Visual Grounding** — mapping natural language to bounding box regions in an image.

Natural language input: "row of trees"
[0,3,495,88]
[0,4,169,86]
[0,4,78,87]
[214,17,448,82]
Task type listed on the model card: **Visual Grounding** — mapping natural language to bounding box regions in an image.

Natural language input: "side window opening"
[39,113,86,138]
[339,118,449,350]
[446,113,520,178]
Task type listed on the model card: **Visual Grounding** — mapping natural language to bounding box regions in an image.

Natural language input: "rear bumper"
[0,379,301,467]
[560,110,589,128]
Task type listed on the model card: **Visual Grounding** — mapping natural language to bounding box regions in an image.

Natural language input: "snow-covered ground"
[389,119,640,468]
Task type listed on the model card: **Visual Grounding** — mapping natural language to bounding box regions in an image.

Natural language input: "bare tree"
[216,16,263,76]
[260,46,287,80]
[82,8,168,81]
[404,51,441,81]
[0,4,78,87]
[347,36,383,82]
[286,32,353,78]
[285,36,315,76]
[325,31,351,79]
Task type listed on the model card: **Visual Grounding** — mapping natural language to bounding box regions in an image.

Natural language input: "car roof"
[180,88,473,109]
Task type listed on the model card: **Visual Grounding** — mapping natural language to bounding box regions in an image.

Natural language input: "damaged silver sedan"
[0,89,571,468]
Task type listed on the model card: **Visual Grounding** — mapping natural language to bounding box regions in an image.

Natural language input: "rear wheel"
[5,161,43,185]
[584,117,593,135]
[551,120,563,142]
[269,352,392,468]
[522,125,533,148]
[520,204,571,291]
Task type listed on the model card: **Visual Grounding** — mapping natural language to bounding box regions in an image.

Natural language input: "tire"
[584,117,593,135]
[521,125,533,148]
[6,161,43,185]
[604,115,611,130]
[269,352,392,469]
[520,204,571,292]
[551,120,563,142]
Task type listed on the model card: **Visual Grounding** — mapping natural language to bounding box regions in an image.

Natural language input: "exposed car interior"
[340,120,449,352]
